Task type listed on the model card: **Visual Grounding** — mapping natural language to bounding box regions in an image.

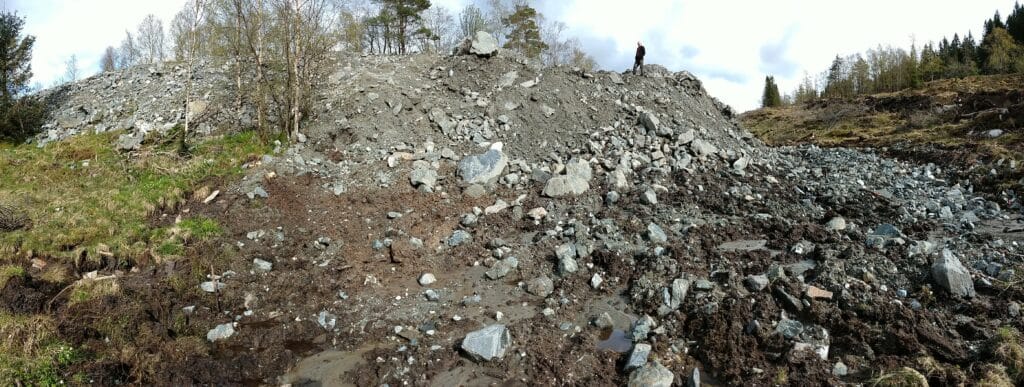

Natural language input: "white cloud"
[434,0,1017,111]
[6,0,1017,110]
[6,0,185,87]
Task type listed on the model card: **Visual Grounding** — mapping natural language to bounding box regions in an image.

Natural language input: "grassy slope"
[0,130,270,384]
[742,74,1024,162]
[0,131,269,266]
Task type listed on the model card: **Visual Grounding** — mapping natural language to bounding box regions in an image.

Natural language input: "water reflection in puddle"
[596,328,632,353]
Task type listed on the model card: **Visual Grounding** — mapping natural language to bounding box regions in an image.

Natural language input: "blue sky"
[5,0,1020,111]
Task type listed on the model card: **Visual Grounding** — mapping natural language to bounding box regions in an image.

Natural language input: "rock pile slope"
[24,36,1024,385]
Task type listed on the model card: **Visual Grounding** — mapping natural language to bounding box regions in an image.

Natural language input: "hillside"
[742,74,1024,191]
[2,36,1024,386]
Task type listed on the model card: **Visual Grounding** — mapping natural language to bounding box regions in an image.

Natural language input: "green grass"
[992,327,1024,383]
[177,216,223,240]
[0,312,82,385]
[0,130,270,266]
[0,265,25,288]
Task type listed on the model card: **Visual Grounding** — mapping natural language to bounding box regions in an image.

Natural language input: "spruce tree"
[761,76,782,108]
[501,4,547,59]
[1007,2,1024,43]
[0,11,44,142]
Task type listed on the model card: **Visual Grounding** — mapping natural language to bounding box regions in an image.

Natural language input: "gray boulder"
[543,160,592,197]
[116,131,144,151]
[646,223,668,244]
[625,343,652,371]
[468,31,499,57]
[640,111,660,132]
[459,144,508,185]
[931,249,975,297]
[461,324,511,362]
[628,362,674,387]
[410,167,438,189]
[527,276,554,297]
[543,176,589,197]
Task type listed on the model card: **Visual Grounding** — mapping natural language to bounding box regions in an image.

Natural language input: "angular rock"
[646,223,668,244]
[418,273,437,286]
[825,217,847,231]
[625,343,652,371]
[207,323,235,342]
[253,258,273,272]
[498,71,518,88]
[632,315,656,340]
[594,312,614,328]
[527,207,548,220]
[732,156,750,171]
[641,189,658,205]
[931,249,975,297]
[543,160,592,197]
[668,278,690,309]
[640,111,660,132]
[609,73,624,85]
[116,131,144,151]
[448,230,472,247]
[467,31,499,57]
[317,310,337,330]
[527,276,554,297]
[459,144,508,185]
[677,129,695,144]
[690,139,718,158]
[200,281,225,293]
[558,256,579,275]
[776,319,804,339]
[806,285,833,300]
[628,362,674,387]
[410,166,438,189]
[486,257,518,280]
[461,324,511,362]
[543,176,589,197]
[744,275,769,292]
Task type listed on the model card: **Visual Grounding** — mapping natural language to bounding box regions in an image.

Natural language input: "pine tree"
[379,0,431,54]
[1007,2,1024,43]
[501,4,547,59]
[761,76,782,108]
[0,11,44,141]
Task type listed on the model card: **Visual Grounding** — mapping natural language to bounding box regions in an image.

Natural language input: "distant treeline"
[762,2,1024,107]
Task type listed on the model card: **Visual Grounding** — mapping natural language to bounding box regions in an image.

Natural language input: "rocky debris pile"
[33,60,240,147]
[37,44,1024,386]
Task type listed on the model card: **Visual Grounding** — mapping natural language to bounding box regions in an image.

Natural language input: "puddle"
[281,345,377,387]
[596,328,632,353]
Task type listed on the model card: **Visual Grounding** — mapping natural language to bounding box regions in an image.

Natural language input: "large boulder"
[457,31,499,57]
[628,361,674,387]
[458,143,508,185]
[461,324,511,362]
[931,249,975,297]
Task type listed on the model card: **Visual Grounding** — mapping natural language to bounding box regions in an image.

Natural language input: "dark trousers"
[632,58,644,75]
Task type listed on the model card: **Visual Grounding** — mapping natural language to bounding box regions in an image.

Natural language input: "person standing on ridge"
[633,41,646,76]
